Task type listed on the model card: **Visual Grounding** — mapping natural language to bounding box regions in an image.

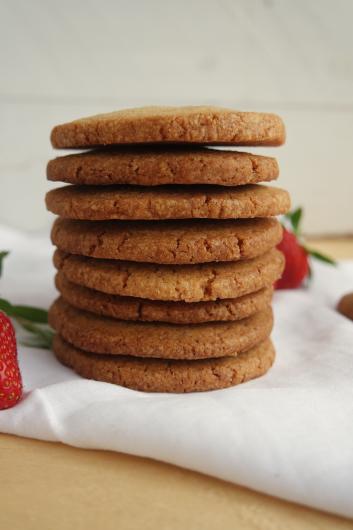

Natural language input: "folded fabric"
[0,225,352,518]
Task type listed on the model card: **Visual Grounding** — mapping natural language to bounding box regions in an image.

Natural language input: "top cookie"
[47,148,279,187]
[50,106,285,148]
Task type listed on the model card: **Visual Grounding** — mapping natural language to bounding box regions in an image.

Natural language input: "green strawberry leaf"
[0,250,53,348]
[0,298,48,323]
[284,207,302,235]
[0,298,52,349]
[0,298,12,314]
[12,305,48,323]
[0,251,9,277]
[306,248,337,266]
[16,318,54,349]
[20,335,53,349]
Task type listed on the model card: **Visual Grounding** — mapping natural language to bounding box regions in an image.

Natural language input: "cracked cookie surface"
[46,184,290,221]
[53,334,275,393]
[53,248,284,302]
[48,298,273,360]
[55,272,273,324]
[51,217,282,264]
[47,147,279,186]
[50,106,285,148]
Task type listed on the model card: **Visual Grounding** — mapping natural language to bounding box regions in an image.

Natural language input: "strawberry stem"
[305,248,337,266]
[0,250,54,349]
[284,207,302,236]
[282,208,336,268]
[16,318,54,349]
[0,298,48,323]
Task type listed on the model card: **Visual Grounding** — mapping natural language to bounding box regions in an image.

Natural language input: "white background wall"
[1,0,352,235]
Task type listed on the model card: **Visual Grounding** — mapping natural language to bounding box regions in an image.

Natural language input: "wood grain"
[1,434,353,530]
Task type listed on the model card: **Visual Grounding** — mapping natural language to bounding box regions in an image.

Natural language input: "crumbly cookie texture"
[53,248,284,302]
[46,184,290,221]
[55,272,273,324]
[51,217,283,264]
[50,106,285,148]
[48,297,273,360]
[53,334,275,393]
[47,148,279,187]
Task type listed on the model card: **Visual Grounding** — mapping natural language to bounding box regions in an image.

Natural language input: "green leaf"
[0,295,52,348]
[285,208,303,235]
[0,298,48,323]
[11,305,48,323]
[20,335,52,349]
[17,319,53,341]
[16,318,54,349]
[307,249,337,266]
[0,250,53,348]
[0,251,9,277]
[0,298,13,315]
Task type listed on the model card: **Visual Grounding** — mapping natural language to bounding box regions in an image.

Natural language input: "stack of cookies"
[46,106,289,393]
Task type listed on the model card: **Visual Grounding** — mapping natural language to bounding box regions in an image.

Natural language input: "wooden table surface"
[1,237,353,530]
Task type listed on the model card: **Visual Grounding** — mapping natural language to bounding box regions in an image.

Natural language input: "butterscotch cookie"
[49,298,273,360]
[47,148,279,187]
[50,106,285,148]
[51,217,282,264]
[46,184,290,221]
[55,272,273,324]
[54,248,284,302]
[53,334,275,393]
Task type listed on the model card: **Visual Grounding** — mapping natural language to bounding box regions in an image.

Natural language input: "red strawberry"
[0,311,23,409]
[275,228,309,289]
[275,208,336,290]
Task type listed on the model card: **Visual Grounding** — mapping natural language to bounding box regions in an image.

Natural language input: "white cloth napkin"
[0,224,353,518]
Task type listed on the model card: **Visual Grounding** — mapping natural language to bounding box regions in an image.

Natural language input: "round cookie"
[46,184,290,221]
[55,272,273,324]
[337,292,353,321]
[53,334,275,393]
[48,298,273,360]
[53,248,284,302]
[50,106,285,148]
[51,217,282,264]
[47,148,279,187]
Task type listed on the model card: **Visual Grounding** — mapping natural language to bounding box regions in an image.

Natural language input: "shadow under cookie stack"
[46,106,290,393]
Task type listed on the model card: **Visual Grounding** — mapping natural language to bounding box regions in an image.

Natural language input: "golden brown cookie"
[53,248,284,302]
[53,334,275,393]
[46,184,290,221]
[48,298,273,360]
[55,272,273,324]
[50,106,285,148]
[51,217,282,264]
[47,148,279,187]
[337,292,353,321]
